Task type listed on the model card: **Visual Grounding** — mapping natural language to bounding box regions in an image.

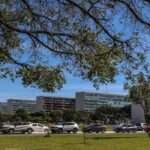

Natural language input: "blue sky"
[0,73,128,102]
[1,1,142,102]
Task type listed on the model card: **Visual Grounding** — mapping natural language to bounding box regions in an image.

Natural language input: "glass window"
[32,123,37,126]
[63,122,74,125]
[38,124,43,127]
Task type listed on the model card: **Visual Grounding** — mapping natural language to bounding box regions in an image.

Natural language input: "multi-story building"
[0,92,131,114]
[75,92,131,112]
[7,99,37,113]
[36,96,75,112]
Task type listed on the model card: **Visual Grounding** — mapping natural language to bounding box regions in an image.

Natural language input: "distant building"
[0,102,8,113]
[0,91,131,114]
[7,99,37,113]
[36,96,75,112]
[75,92,131,112]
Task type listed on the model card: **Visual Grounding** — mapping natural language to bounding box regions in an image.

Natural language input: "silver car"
[51,122,79,133]
[14,122,49,134]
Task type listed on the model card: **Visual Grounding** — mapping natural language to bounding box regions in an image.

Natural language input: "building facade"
[75,92,131,112]
[0,92,131,114]
[7,99,37,113]
[36,96,75,112]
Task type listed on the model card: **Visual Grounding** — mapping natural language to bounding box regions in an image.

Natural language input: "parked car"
[143,124,150,133]
[135,123,145,131]
[51,122,79,133]
[113,124,137,133]
[82,123,106,133]
[14,122,49,134]
[0,123,15,134]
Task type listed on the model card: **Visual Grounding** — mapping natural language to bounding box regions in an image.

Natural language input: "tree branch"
[0,18,74,38]
[0,48,31,68]
[87,0,100,12]
[21,0,54,22]
[66,0,124,44]
[116,0,150,27]
[26,32,78,55]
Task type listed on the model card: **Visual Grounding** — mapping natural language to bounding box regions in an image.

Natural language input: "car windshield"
[56,122,63,125]
[15,122,30,125]
[38,124,44,127]
[32,123,38,126]
[63,122,74,125]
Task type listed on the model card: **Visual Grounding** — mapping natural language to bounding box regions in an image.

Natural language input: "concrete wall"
[131,103,145,124]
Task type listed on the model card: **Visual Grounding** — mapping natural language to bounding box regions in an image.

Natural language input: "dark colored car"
[113,124,137,133]
[144,124,150,133]
[135,123,144,131]
[82,123,106,133]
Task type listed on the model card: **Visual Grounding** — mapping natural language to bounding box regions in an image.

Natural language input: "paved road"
[0,131,146,136]
[77,130,145,134]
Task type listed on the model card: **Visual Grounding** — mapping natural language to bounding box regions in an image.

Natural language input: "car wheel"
[88,130,92,133]
[126,130,129,133]
[122,130,126,133]
[132,130,136,133]
[27,128,33,134]
[8,129,14,134]
[115,130,119,133]
[2,131,6,134]
[96,131,99,134]
[22,131,26,134]
[67,130,70,134]
[101,130,105,133]
[73,128,78,133]
[59,128,63,134]
[51,130,55,134]
[44,129,49,133]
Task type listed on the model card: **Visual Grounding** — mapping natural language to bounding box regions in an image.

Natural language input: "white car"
[0,123,15,134]
[14,122,49,134]
[51,122,79,133]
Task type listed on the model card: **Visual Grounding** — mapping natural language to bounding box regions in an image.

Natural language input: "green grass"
[0,133,150,150]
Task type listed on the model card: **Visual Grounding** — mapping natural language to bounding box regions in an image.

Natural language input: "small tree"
[49,111,63,123]
[14,109,30,122]
[129,75,150,122]
[63,110,76,122]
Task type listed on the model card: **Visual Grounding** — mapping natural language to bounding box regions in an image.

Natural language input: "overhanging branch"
[66,0,124,44]
[21,0,54,22]
[116,0,150,27]
[0,48,31,68]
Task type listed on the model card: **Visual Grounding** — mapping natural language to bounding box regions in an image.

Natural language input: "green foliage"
[129,74,150,116]
[49,111,63,122]
[93,105,131,124]
[0,106,130,124]
[0,134,150,150]
[0,0,149,91]
[63,110,76,121]
[13,109,30,121]
[17,66,65,92]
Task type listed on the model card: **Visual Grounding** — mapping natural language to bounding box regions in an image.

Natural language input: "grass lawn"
[0,133,150,150]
